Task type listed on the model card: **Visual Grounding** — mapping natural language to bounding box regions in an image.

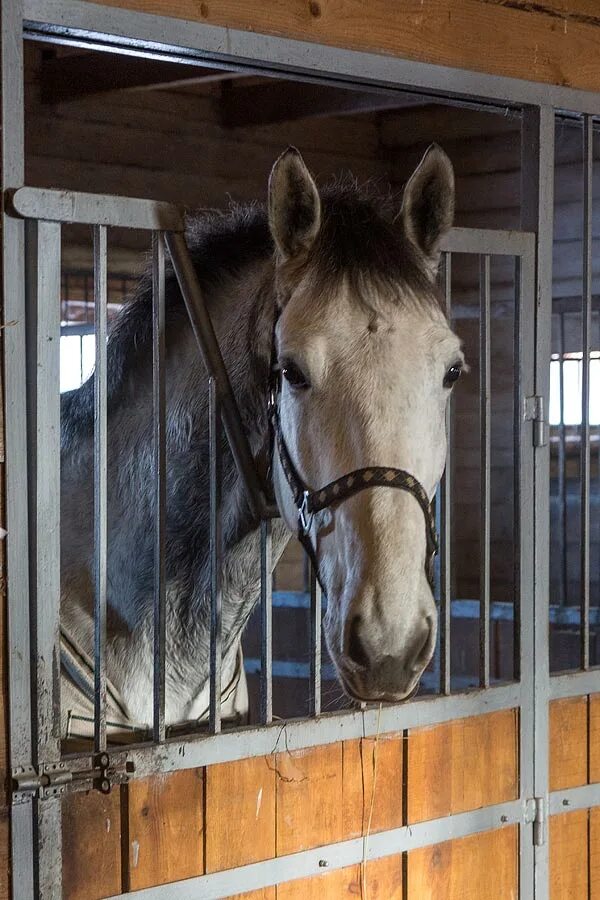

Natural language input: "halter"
[268,365,439,591]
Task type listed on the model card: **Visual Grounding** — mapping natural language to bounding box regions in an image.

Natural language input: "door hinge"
[525,796,546,846]
[12,752,132,804]
[524,395,548,447]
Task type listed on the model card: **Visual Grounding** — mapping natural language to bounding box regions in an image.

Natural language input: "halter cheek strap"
[268,374,439,590]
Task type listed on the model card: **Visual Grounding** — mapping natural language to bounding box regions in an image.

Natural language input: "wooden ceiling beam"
[219,80,427,128]
[41,52,242,104]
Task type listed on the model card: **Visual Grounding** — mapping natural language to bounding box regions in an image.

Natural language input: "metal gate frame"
[2,2,600,898]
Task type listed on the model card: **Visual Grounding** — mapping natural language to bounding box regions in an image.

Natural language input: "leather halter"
[268,369,439,591]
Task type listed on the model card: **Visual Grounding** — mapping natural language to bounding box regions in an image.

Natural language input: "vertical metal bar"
[209,376,222,734]
[440,251,452,695]
[25,219,63,900]
[93,225,108,753]
[479,254,491,688]
[260,519,273,725]
[2,0,36,894]
[522,104,555,900]
[152,233,167,742]
[558,314,568,607]
[513,257,522,684]
[309,565,322,717]
[581,114,592,671]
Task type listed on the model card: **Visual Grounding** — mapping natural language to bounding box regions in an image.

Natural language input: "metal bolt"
[500,815,508,823]
[562,799,570,807]
[319,859,328,868]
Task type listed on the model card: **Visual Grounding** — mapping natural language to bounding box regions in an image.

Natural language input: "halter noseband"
[268,368,439,591]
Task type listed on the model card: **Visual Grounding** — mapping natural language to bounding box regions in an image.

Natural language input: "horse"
[59,144,462,738]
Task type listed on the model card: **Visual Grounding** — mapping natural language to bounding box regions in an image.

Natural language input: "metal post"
[1,0,36,895]
[522,104,555,900]
[479,255,491,688]
[440,251,452,695]
[209,377,222,734]
[580,115,592,671]
[260,519,273,725]
[558,313,567,608]
[152,233,167,742]
[25,219,63,900]
[93,225,108,753]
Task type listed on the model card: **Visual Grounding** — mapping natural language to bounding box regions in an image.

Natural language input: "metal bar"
[2,0,36,894]
[164,231,269,521]
[209,376,222,734]
[513,257,521,683]
[259,519,273,725]
[93,224,108,753]
[152,233,166,743]
[104,799,523,900]
[23,0,600,114]
[25,218,63,900]
[10,185,185,232]
[441,227,536,258]
[522,104,555,900]
[309,565,322,716]
[479,254,491,688]
[440,251,452,695]
[558,313,568,607]
[550,670,600,700]
[549,782,600,815]
[581,114,593,671]
[111,682,523,779]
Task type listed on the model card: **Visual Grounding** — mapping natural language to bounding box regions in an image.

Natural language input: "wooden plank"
[62,788,122,900]
[228,890,275,900]
[590,693,600,783]
[276,743,343,855]
[278,856,402,899]
[124,769,204,890]
[549,697,588,791]
[407,825,517,899]
[342,734,403,838]
[591,807,600,900]
[79,0,600,93]
[205,756,276,872]
[407,709,518,823]
[550,811,589,900]
[220,80,424,127]
[41,53,236,104]
[0,809,9,900]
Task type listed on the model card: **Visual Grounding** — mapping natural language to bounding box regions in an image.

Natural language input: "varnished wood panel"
[591,807,600,900]
[62,788,122,900]
[550,811,589,900]
[407,825,517,899]
[205,756,276,872]
[550,697,588,791]
[125,769,204,890]
[342,734,403,838]
[228,889,276,900]
[276,744,343,855]
[79,0,600,93]
[590,693,600,783]
[407,710,518,823]
[277,856,402,900]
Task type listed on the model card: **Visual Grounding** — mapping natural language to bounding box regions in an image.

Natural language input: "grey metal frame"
[2,2,600,898]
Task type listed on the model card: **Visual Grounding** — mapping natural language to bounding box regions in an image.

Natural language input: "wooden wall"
[62,709,519,898]
[78,0,600,94]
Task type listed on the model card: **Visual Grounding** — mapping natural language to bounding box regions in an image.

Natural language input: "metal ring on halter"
[298,491,314,536]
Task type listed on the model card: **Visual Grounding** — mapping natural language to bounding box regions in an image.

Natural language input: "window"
[60,329,95,393]
[549,351,600,426]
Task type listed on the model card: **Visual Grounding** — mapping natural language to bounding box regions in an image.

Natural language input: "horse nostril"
[347,616,370,669]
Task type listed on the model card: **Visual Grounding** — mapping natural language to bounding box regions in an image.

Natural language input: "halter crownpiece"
[268,369,439,591]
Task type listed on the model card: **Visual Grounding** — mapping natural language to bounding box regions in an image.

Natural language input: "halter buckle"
[298,491,313,535]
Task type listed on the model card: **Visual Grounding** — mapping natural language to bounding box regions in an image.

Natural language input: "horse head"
[268,145,464,703]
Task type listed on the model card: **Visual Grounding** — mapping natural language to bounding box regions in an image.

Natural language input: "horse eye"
[444,364,462,388]
[281,362,310,390]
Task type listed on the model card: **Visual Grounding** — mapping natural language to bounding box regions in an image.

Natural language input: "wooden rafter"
[40,52,242,104]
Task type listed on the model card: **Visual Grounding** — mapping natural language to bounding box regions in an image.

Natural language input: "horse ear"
[268,147,321,260]
[400,144,454,272]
